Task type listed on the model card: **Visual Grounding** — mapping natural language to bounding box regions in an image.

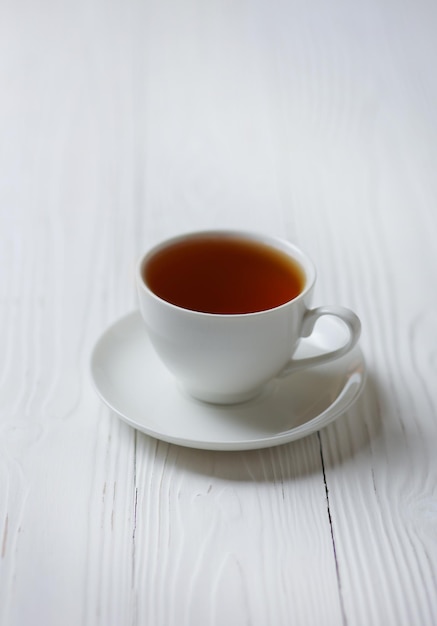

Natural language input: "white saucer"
[90,312,366,451]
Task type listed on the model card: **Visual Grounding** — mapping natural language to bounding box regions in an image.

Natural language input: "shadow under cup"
[136,231,360,404]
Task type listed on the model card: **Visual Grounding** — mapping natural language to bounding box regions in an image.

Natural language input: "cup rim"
[136,229,317,318]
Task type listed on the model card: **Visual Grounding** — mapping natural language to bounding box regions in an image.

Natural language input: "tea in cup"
[136,230,361,404]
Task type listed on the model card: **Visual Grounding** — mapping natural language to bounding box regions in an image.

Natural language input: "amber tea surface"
[144,236,305,314]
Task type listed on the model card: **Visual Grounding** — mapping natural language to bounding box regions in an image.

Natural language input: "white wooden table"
[1,0,437,624]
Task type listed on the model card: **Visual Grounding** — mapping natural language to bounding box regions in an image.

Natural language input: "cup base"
[182,385,267,406]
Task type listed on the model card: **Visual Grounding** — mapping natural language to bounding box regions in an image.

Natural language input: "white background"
[1,0,437,624]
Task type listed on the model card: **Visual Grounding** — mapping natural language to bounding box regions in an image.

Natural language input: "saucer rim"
[90,311,367,451]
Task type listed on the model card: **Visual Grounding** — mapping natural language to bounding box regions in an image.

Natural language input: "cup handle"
[278,306,361,378]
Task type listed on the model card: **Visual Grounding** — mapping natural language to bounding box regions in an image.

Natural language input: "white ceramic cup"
[136,230,361,404]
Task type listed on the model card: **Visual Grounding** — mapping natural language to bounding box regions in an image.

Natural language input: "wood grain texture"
[1,0,437,624]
